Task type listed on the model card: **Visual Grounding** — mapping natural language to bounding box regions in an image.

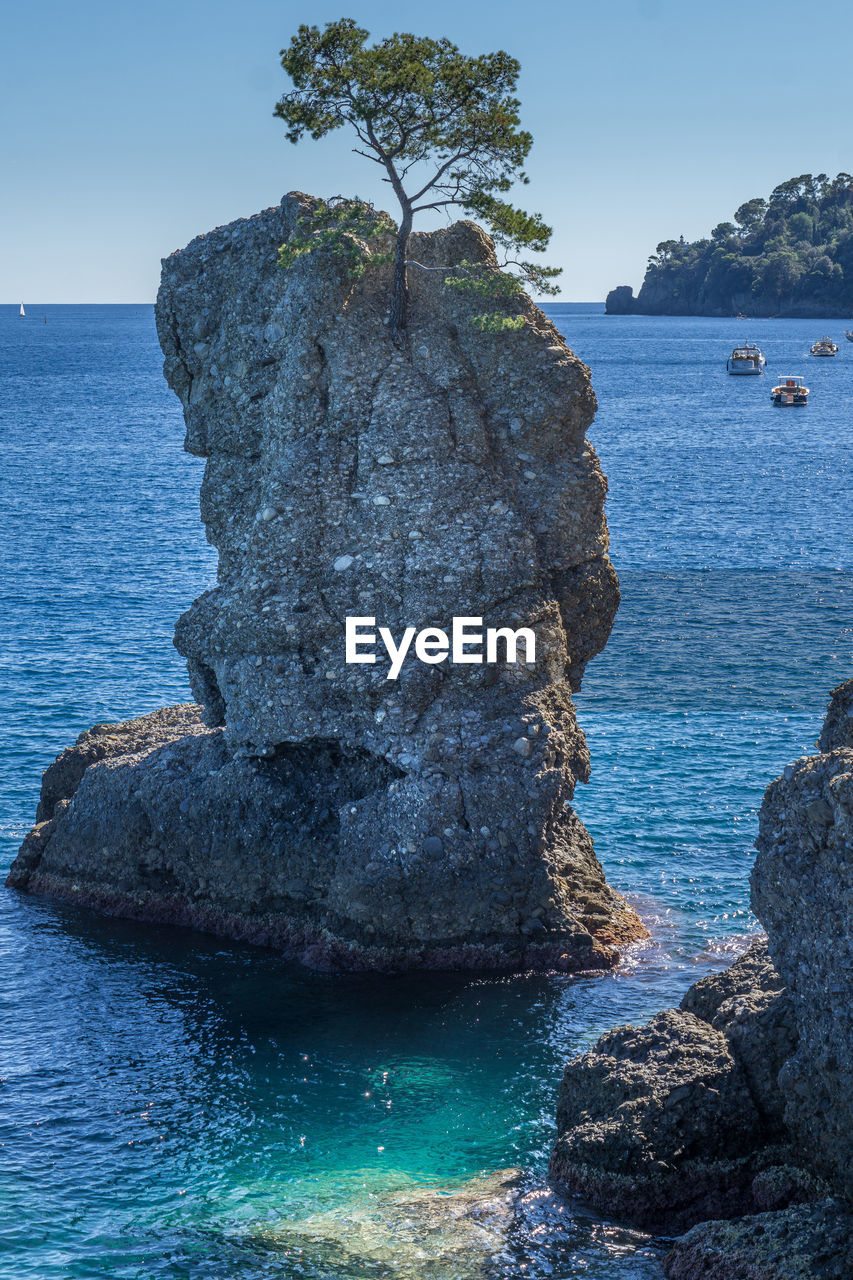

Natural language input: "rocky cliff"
[549,679,853,1277]
[8,194,645,972]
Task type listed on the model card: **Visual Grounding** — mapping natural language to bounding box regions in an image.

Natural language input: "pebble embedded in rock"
[333,555,354,572]
[422,836,443,856]
[512,737,533,758]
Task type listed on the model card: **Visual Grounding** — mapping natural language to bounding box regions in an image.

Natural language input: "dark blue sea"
[0,303,850,1279]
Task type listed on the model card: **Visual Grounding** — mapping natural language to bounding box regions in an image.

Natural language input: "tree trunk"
[390,208,413,338]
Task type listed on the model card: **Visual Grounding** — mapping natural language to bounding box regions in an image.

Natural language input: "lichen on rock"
[7,193,645,972]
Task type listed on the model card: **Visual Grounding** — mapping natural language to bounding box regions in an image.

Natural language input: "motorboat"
[726,342,766,374]
[770,376,809,406]
[810,336,838,356]
[845,330,853,342]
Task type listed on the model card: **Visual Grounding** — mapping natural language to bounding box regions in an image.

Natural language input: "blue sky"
[2,0,851,302]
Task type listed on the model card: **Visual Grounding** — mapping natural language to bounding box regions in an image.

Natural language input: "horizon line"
[5,299,609,307]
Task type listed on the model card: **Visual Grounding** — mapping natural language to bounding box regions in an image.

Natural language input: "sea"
[0,302,850,1279]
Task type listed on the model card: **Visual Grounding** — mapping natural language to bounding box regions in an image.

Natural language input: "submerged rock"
[8,194,645,971]
[249,1169,522,1280]
[549,682,853,1272]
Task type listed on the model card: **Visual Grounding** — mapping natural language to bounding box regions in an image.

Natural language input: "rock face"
[751,676,853,1202]
[664,1200,853,1280]
[549,939,802,1233]
[549,681,853,1274]
[816,677,853,752]
[604,285,638,315]
[8,194,645,971]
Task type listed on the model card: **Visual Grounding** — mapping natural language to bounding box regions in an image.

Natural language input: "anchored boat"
[727,342,766,374]
[810,336,838,356]
[771,376,809,406]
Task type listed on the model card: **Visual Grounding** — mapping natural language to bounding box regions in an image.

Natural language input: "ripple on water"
[0,304,850,1278]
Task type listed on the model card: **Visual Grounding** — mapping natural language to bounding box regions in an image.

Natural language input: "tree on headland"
[733,198,766,234]
[648,239,681,266]
[274,17,559,337]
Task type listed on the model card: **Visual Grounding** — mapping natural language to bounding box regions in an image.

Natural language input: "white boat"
[810,336,838,356]
[771,376,809,406]
[19,302,25,317]
[845,330,853,342]
[727,342,765,374]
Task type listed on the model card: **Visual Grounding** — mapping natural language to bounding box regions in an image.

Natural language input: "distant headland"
[607,172,853,318]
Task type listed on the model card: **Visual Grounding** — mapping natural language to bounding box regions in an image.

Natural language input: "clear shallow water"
[0,303,850,1279]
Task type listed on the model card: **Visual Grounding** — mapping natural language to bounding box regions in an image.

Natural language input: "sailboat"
[19,302,25,317]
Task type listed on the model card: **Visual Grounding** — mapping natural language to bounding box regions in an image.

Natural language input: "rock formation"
[549,939,804,1234]
[549,679,853,1277]
[664,1199,853,1280]
[750,678,853,1205]
[8,193,645,972]
[604,285,638,315]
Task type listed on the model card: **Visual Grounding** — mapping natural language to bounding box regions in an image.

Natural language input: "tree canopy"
[274,18,559,334]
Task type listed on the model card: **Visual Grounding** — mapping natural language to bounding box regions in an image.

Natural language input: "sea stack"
[8,193,645,971]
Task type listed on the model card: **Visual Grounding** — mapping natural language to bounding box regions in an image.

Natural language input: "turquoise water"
[0,304,849,1278]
